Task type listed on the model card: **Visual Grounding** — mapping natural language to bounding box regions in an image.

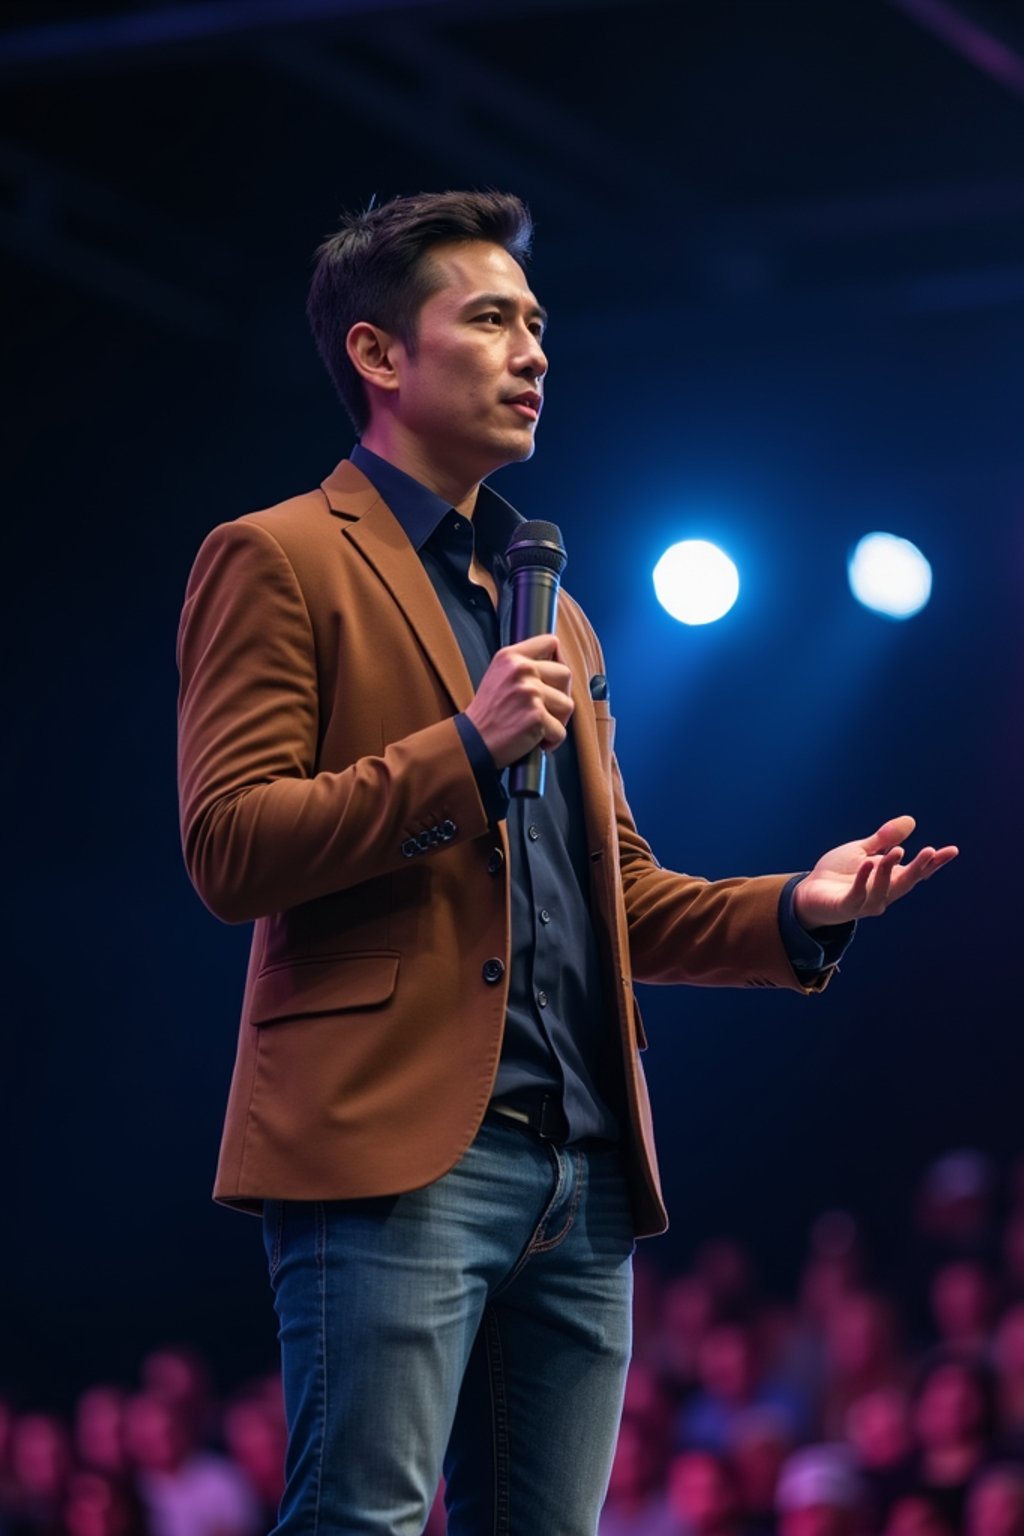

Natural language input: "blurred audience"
[910,1354,995,1532]
[930,1265,996,1359]
[965,1466,1024,1536]
[676,1321,810,1453]
[123,1390,259,1536]
[775,1444,864,1536]
[7,1413,72,1535]
[668,1448,746,1536]
[9,1147,1024,1533]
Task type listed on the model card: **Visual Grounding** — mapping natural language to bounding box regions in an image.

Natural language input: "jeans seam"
[530,1148,585,1254]
[267,1200,284,1279]
[312,1200,327,1535]
[485,1309,510,1536]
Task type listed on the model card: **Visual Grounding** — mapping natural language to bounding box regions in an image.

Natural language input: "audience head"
[697,1322,759,1407]
[846,1386,914,1471]
[883,1493,955,1536]
[656,1271,717,1392]
[967,1466,1024,1536]
[913,1352,995,1454]
[605,1412,668,1510]
[729,1406,795,1514]
[916,1151,995,1253]
[75,1385,129,1476]
[777,1444,864,1536]
[669,1448,740,1536]
[798,1214,865,1338]
[223,1392,286,1507]
[10,1411,72,1501]
[930,1260,994,1351]
[826,1292,901,1382]
[63,1468,149,1536]
[123,1391,192,1475]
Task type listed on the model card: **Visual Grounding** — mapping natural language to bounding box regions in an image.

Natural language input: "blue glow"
[848,532,932,619]
[653,540,740,625]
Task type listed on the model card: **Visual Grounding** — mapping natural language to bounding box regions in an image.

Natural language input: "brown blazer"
[177,459,825,1238]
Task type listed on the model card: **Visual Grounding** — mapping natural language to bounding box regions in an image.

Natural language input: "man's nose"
[512,324,547,380]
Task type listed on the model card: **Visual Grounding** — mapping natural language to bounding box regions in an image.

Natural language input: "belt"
[487,1093,619,1151]
[489,1092,569,1142]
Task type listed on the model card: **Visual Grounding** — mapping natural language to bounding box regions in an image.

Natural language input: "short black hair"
[307,189,534,433]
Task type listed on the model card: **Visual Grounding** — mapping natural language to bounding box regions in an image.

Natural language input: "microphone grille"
[505,520,567,576]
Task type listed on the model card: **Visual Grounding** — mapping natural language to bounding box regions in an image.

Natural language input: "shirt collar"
[350,443,524,565]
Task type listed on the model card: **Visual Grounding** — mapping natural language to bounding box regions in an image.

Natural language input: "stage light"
[653,540,740,625]
[848,533,932,619]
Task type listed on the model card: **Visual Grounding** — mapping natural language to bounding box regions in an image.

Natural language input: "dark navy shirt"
[350,444,852,1143]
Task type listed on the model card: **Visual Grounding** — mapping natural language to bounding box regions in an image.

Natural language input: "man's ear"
[346,322,401,397]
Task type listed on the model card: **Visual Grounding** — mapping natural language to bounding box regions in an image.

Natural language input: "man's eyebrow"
[466,292,548,327]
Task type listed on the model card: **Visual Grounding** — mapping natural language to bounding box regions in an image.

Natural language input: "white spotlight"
[653,540,740,625]
[848,532,932,620]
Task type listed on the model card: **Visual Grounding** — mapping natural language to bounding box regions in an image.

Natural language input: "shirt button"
[487,848,505,876]
[452,519,462,531]
[537,990,548,1008]
[482,957,505,985]
[527,824,540,841]
[538,908,551,924]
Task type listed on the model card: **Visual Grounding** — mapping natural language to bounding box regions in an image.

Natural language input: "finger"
[539,712,569,751]
[862,815,916,856]
[868,847,903,907]
[532,661,574,693]
[890,845,959,895]
[849,858,874,902]
[507,634,561,660]
[537,683,575,721]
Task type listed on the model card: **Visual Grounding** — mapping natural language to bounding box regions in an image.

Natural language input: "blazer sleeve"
[176,518,490,923]
[611,755,830,993]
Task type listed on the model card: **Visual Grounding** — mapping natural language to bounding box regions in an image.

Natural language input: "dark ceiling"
[3,0,1024,350]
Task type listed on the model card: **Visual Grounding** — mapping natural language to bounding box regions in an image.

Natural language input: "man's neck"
[358,428,482,518]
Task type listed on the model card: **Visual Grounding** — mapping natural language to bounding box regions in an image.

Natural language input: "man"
[177,190,956,1535]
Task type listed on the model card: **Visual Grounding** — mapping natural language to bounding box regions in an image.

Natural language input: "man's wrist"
[780,874,856,974]
[454,713,508,824]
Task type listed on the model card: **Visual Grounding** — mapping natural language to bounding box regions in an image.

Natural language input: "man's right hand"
[464,636,574,770]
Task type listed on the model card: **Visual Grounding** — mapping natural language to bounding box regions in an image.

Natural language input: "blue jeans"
[263,1114,635,1535]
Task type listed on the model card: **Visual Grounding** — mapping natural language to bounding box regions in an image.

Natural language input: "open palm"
[794,815,958,930]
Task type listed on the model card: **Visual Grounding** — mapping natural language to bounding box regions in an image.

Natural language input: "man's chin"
[496,430,538,466]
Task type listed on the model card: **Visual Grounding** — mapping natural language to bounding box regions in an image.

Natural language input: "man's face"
[386,240,548,482]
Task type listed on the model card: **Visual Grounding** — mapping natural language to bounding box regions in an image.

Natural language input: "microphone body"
[506,521,568,798]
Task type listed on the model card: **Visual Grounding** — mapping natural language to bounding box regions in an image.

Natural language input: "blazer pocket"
[250,951,400,1026]
[591,698,616,751]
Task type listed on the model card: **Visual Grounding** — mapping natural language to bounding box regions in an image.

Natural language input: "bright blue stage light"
[653,540,740,625]
[848,533,932,620]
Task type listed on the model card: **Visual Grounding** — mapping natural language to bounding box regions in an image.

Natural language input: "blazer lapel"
[321,458,475,713]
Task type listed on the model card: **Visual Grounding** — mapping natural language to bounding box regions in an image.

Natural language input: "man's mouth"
[505,392,542,421]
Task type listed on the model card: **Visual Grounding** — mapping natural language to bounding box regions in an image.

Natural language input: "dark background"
[3,0,1022,1406]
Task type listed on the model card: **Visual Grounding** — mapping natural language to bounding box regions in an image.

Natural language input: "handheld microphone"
[506,520,568,798]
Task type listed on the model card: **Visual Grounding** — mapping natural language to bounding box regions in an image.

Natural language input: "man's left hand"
[793,815,959,930]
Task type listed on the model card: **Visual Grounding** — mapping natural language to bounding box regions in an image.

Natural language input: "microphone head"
[505,520,567,576]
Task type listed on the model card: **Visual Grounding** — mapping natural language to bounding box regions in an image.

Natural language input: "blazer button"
[482,957,505,985]
[486,847,505,876]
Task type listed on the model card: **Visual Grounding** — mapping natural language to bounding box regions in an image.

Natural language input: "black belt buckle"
[534,1093,568,1143]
